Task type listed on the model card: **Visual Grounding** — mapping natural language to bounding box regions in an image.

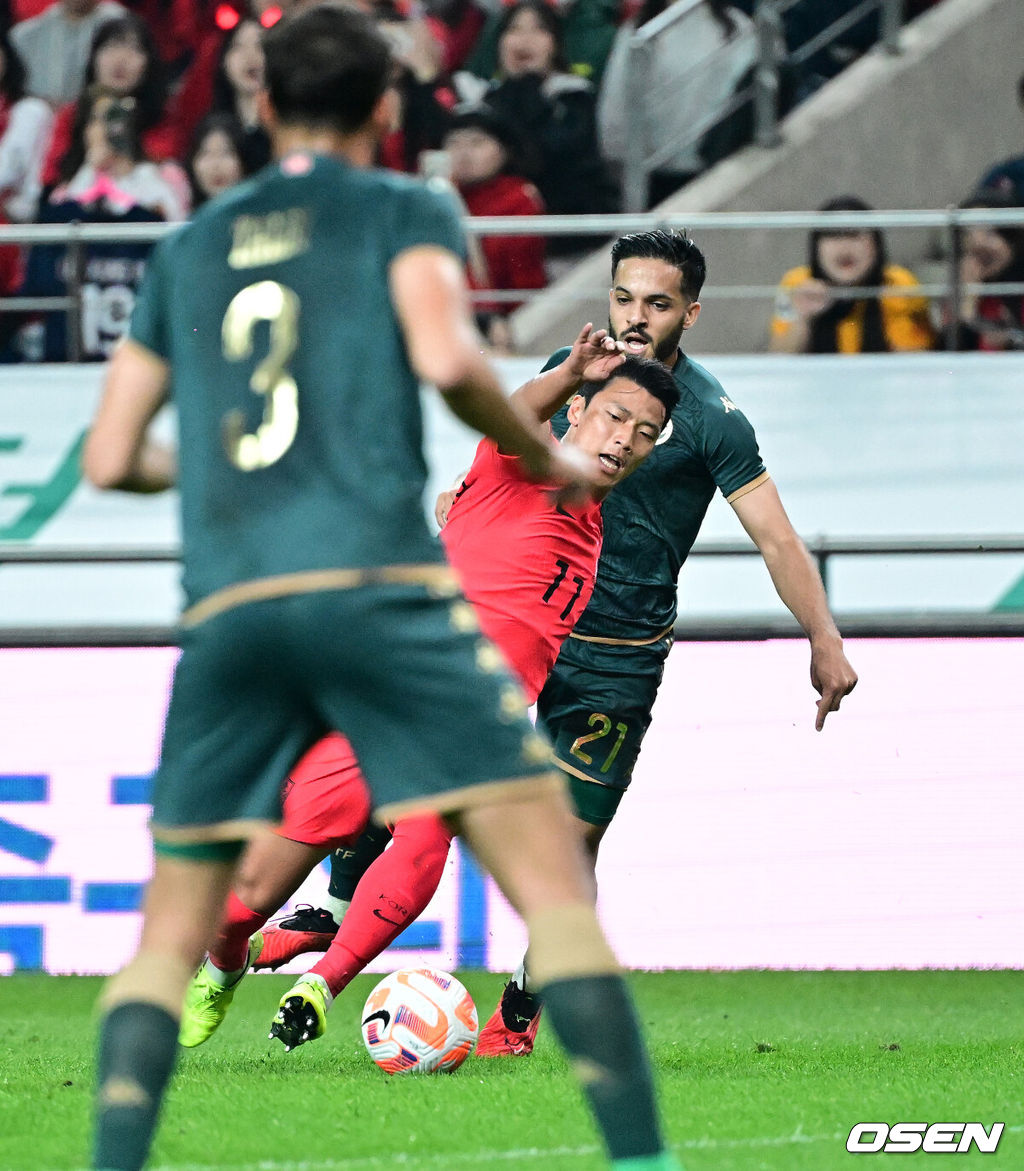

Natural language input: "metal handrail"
[3,535,1022,604]
[1,207,1020,243]
[3,208,1023,351]
[2,536,1021,645]
[622,0,906,211]
[4,535,1023,566]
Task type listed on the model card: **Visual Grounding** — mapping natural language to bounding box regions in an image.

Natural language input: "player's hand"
[434,487,457,529]
[565,322,625,384]
[810,637,858,731]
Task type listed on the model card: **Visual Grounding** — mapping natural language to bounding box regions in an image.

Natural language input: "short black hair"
[262,6,393,134]
[611,230,706,302]
[578,355,679,424]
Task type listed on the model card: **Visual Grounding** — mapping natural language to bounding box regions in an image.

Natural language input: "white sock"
[512,957,534,994]
[203,956,245,988]
[298,971,335,1011]
[321,895,350,926]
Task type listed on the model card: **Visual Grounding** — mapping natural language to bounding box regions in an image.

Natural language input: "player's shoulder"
[673,354,752,429]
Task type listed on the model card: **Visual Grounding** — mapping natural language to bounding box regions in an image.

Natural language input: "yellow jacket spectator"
[769,196,935,354]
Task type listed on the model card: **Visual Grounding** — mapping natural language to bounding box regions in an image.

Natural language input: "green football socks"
[541,974,676,1165]
[93,1002,179,1171]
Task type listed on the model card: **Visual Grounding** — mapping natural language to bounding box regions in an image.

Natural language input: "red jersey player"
[178,332,679,1051]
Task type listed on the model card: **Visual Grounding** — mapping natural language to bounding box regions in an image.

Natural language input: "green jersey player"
[475,229,858,1053]
[84,10,683,1171]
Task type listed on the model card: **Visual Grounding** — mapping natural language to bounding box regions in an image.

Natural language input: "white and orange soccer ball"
[360,967,478,1074]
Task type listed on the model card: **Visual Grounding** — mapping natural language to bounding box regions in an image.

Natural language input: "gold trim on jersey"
[374,769,565,825]
[725,470,771,503]
[151,817,276,844]
[181,564,460,628]
[551,754,615,786]
[568,623,674,647]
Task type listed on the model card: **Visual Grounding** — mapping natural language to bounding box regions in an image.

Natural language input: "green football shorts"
[152,576,556,850]
[537,633,672,826]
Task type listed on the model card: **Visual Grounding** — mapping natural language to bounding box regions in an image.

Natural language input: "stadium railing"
[620,0,906,212]
[2,206,1022,356]
[1,536,1022,646]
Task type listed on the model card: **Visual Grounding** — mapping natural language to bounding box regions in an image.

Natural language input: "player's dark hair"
[611,230,706,302]
[578,355,679,423]
[262,6,393,134]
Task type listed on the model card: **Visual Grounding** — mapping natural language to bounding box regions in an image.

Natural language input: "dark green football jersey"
[549,346,766,641]
[130,153,466,608]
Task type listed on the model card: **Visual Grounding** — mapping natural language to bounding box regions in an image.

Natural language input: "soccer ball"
[360,966,478,1074]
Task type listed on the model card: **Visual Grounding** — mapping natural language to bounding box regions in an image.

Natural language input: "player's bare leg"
[94,851,238,1170]
[179,833,330,1047]
[453,783,681,1170]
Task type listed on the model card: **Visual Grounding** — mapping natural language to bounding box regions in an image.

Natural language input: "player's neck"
[272,126,378,170]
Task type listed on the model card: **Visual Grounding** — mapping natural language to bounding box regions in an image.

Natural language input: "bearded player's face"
[608,257,699,366]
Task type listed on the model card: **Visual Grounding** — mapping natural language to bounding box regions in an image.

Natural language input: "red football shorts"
[277,732,372,848]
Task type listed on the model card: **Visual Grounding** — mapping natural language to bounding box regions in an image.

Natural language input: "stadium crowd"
[0,0,1012,361]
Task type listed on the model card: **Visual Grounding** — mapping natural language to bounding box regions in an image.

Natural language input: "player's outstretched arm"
[730,478,858,730]
[83,339,176,493]
[390,245,598,500]
[508,322,626,425]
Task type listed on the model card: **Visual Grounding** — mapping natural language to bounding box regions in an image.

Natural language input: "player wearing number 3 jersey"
[84,8,688,1170]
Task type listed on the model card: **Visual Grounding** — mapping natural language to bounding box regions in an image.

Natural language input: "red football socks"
[308,814,454,997]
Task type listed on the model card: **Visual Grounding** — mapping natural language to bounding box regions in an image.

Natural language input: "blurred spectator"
[0,26,54,224]
[185,110,248,209]
[769,196,935,354]
[11,86,182,361]
[464,0,621,87]
[950,189,1024,352]
[375,5,455,173]
[443,102,546,350]
[209,15,270,172]
[125,0,206,78]
[9,0,125,104]
[457,0,617,254]
[422,0,486,73]
[42,14,177,192]
[598,0,757,207]
[974,71,1024,207]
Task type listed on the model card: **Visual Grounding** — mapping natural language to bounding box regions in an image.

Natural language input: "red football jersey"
[441,435,602,703]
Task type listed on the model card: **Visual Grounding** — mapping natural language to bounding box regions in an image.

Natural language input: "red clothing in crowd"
[459,172,546,315]
[42,101,181,188]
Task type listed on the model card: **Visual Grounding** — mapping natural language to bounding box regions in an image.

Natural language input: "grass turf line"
[1,969,1022,1169]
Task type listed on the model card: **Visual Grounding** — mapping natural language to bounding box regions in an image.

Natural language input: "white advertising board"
[2,638,1021,975]
[1,354,1023,627]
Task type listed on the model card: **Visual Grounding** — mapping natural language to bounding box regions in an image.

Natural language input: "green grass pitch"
[2,969,1022,1169]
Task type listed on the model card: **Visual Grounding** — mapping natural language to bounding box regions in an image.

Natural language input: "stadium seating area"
[2,0,1018,361]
